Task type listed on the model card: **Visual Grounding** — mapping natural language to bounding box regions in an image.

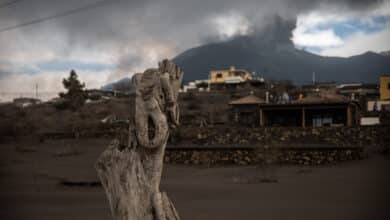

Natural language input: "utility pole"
[35,83,38,98]
[312,72,316,85]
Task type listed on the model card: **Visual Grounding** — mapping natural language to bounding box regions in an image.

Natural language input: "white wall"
[360,117,380,126]
[367,100,390,111]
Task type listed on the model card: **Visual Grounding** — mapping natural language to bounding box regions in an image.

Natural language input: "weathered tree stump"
[96,60,183,220]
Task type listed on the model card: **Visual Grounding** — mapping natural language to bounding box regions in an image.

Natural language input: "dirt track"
[0,138,389,220]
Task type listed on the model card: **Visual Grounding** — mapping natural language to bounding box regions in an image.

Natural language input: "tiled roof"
[293,94,350,104]
[229,95,264,105]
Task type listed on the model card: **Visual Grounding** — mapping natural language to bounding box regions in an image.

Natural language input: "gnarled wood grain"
[96,60,183,220]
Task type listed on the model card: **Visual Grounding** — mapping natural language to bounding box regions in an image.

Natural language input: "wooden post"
[347,105,352,127]
[302,107,306,128]
[96,60,182,220]
[260,108,264,127]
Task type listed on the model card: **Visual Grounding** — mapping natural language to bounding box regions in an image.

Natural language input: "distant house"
[85,89,131,100]
[380,75,390,100]
[181,80,210,93]
[367,100,390,112]
[13,97,41,107]
[337,83,379,99]
[365,75,390,112]
[86,89,115,98]
[229,94,265,127]
[230,93,360,127]
[301,82,337,96]
[209,66,253,85]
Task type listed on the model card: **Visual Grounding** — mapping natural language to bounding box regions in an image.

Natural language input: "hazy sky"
[0,0,389,100]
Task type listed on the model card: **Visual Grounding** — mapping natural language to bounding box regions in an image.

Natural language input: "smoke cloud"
[0,0,387,98]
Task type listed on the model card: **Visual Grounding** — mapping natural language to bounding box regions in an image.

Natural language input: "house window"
[322,117,333,126]
[388,82,390,90]
[313,116,322,127]
[312,115,333,127]
[216,73,223,78]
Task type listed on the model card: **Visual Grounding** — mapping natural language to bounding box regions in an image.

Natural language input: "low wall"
[165,147,365,166]
[164,125,389,165]
[172,126,390,149]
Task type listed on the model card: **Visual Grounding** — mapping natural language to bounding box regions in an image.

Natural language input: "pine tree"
[59,70,86,110]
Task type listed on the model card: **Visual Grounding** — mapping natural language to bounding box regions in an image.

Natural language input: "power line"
[0,0,24,9]
[0,0,115,33]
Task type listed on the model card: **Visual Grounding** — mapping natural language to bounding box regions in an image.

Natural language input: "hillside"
[172,16,390,84]
[173,36,390,84]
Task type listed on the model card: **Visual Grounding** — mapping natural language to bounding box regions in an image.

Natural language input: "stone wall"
[164,148,365,166]
[165,125,389,165]
[171,126,389,148]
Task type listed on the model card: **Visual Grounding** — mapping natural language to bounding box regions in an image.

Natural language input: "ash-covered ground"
[0,138,389,220]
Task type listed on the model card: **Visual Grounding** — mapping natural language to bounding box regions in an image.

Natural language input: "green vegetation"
[58,70,86,111]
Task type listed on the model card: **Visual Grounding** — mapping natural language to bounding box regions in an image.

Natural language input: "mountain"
[173,18,390,84]
[101,77,132,92]
[380,51,390,56]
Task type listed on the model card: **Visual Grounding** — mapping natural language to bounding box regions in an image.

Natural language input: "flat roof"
[210,69,250,73]
[259,102,350,108]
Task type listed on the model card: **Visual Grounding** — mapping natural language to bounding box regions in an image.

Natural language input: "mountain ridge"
[172,35,390,84]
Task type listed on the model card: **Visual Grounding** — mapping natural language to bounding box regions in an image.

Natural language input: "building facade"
[230,94,361,127]
[209,66,253,84]
[380,75,390,100]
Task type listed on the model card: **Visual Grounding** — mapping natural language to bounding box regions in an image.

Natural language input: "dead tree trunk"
[96,60,183,220]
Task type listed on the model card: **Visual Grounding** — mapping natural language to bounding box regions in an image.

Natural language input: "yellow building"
[209,66,253,84]
[380,75,390,100]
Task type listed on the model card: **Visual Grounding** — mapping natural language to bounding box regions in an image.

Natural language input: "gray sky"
[0,0,389,101]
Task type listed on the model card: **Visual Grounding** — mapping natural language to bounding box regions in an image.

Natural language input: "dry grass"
[0,98,131,138]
